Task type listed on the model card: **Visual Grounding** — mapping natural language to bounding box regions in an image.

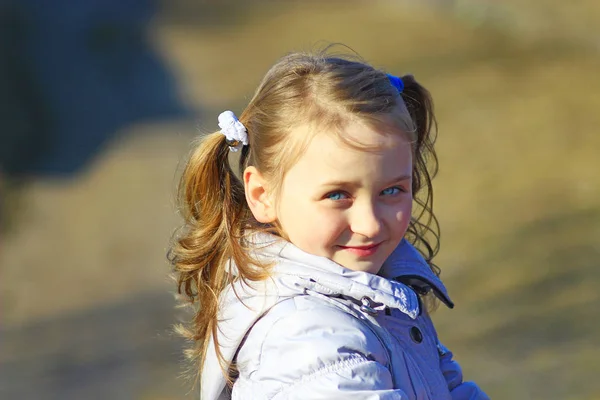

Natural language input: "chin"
[339,259,383,274]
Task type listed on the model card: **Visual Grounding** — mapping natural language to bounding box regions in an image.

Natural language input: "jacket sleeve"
[234,299,412,400]
[438,342,490,400]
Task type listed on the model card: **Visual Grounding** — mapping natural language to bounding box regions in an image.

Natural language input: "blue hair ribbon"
[387,74,404,93]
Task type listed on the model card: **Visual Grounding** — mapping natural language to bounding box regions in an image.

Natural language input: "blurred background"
[1,0,599,399]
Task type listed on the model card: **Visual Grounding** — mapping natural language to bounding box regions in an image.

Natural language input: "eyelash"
[325,186,406,201]
[381,187,400,196]
[326,192,349,201]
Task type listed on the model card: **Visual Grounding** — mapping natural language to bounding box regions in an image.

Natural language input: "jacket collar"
[379,239,454,308]
[246,234,453,312]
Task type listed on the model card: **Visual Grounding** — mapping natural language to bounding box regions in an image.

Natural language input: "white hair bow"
[218,110,248,152]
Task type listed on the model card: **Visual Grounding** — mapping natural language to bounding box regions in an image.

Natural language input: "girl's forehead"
[286,122,412,180]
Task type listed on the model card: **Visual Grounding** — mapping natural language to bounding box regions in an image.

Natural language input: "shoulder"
[236,295,390,382]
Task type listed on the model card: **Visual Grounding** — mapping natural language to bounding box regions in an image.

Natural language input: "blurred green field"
[2,1,599,399]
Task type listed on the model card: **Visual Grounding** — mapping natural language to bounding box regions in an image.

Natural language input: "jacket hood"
[200,234,452,400]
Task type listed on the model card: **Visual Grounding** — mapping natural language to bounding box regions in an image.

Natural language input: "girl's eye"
[381,186,402,196]
[326,191,349,201]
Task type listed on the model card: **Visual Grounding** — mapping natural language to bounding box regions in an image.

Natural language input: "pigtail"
[168,131,266,385]
[400,75,441,279]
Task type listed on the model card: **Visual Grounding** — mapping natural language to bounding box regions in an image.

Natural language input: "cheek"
[403,202,413,229]
[312,209,348,242]
[281,206,347,255]
[391,200,413,236]
[297,209,347,252]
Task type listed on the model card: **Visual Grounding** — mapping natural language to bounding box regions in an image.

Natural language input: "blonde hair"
[168,49,440,386]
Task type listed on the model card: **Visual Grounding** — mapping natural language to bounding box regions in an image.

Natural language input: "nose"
[349,201,383,239]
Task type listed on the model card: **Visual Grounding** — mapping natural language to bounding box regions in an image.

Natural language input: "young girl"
[170,50,489,400]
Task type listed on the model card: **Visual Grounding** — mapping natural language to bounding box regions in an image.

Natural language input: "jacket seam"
[320,294,394,372]
[271,354,375,397]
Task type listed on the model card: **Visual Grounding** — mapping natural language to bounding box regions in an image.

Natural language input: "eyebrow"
[320,174,412,188]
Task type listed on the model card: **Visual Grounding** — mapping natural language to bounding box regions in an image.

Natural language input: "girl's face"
[274,122,413,274]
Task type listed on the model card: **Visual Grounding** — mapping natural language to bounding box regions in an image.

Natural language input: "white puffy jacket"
[201,235,489,400]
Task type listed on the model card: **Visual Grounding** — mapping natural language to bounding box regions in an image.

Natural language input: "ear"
[243,166,277,223]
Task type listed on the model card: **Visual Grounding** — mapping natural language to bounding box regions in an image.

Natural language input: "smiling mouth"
[337,243,382,257]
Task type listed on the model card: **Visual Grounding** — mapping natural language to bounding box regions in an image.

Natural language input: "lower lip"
[338,244,381,257]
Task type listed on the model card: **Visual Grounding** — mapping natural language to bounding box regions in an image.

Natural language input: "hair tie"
[387,74,404,93]
[218,110,248,152]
